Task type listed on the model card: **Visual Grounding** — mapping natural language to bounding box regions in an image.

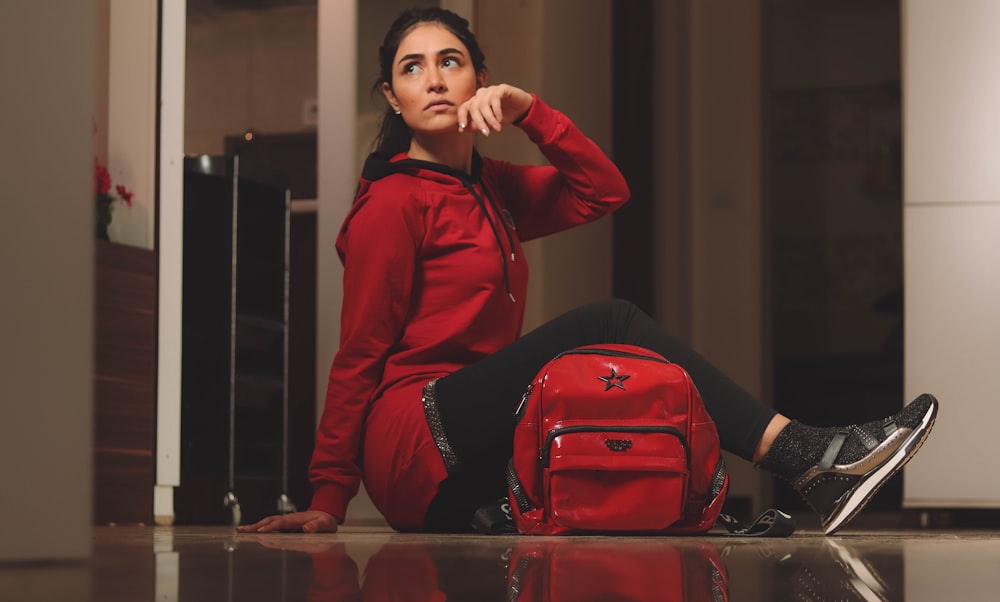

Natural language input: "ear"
[381,82,400,113]
[477,70,488,89]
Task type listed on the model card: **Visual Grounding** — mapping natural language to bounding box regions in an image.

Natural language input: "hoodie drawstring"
[467,183,516,303]
[481,185,517,264]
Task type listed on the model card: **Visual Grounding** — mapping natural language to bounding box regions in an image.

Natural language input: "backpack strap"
[471,497,519,535]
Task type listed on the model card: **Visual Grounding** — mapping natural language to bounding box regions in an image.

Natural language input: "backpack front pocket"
[543,425,689,532]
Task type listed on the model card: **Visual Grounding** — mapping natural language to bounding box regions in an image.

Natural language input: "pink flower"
[95,159,112,196]
[93,156,135,239]
[115,184,134,207]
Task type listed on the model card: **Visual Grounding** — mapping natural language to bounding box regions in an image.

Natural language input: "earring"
[394,109,401,115]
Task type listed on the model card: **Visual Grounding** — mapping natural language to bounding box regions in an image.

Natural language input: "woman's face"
[382,23,484,136]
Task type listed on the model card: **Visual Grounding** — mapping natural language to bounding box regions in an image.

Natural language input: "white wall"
[0,0,95,563]
[105,0,158,248]
[902,0,1000,507]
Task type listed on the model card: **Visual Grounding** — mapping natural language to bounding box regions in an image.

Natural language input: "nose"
[427,68,445,92]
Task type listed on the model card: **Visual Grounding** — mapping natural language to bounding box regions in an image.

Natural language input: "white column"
[156,0,187,525]
[902,0,1000,507]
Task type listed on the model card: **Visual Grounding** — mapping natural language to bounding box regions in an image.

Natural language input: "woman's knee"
[580,297,641,320]
[567,298,644,343]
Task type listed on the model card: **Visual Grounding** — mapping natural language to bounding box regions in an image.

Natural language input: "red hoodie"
[308,95,630,530]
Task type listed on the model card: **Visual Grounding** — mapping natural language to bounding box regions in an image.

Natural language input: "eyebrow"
[397,47,466,65]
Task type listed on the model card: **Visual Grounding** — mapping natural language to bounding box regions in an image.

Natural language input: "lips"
[425,100,453,110]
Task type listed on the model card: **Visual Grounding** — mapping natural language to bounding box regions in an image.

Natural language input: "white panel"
[157,0,186,500]
[903,204,1000,506]
[0,0,95,562]
[904,0,1000,204]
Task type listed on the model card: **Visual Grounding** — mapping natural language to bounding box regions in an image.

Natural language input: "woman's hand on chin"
[457,84,534,137]
[236,510,339,534]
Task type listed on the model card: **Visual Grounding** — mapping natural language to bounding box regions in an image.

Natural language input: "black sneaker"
[793,393,938,535]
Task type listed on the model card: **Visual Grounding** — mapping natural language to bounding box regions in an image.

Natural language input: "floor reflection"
[721,537,900,601]
[505,539,728,601]
[71,526,1000,601]
[258,536,732,601]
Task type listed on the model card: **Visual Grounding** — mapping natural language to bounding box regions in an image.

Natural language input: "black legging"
[423,298,776,531]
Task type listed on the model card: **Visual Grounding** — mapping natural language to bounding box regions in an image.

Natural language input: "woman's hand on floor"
[236,510,338,534]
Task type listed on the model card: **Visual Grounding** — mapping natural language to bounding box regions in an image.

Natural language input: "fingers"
[236,514,292,533]
[302,518,320,533]
[303,513,339,534]
[236,511,339,534]
[458,90,492,136]
[458,85,521,137]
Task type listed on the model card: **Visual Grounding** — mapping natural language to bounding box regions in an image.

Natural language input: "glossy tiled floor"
[4,522,1000,600]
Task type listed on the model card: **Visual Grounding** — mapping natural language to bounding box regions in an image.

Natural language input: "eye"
[403,62,421,75]
[441,56,459,69]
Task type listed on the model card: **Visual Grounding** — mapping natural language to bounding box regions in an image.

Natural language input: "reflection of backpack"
[505,344,729,535]
[506,539,729,602]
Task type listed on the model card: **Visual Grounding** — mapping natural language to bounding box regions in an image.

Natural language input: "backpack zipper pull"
[513,385,533,422]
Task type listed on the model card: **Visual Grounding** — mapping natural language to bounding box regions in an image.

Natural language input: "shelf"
[94,240,157,525]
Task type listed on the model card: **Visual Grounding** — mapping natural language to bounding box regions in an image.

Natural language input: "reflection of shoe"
[795,394,938,534]
[793,539,892,601]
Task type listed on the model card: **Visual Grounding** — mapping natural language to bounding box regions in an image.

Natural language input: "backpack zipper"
[512,384,533,425]
[553,347,672,364]
[506,460,532,514]
[541,424,689,468]
[513,348,669,426]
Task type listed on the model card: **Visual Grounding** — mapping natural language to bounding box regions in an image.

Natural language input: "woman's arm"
[457,85,628,240]
[308,189,423,523]
[241,188,423,531]
[493,94,630,241]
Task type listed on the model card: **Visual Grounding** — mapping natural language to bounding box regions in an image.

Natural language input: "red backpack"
[505,344,729,535]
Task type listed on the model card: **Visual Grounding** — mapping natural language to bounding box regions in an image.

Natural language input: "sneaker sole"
[823,397,938,535]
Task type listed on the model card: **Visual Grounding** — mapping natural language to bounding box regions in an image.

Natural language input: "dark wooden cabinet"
[94,239,157,525]
[175,156,299,525]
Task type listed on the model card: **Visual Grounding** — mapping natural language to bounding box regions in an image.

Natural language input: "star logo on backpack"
[598,368,630,391]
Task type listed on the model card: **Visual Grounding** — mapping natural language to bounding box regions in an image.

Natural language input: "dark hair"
[369,7,487,157]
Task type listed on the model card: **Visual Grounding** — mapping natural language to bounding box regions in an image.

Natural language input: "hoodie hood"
[360,149,484,185]
[355,150,519,303]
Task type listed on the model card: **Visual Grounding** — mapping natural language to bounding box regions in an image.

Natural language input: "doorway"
[763,0,904,512]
